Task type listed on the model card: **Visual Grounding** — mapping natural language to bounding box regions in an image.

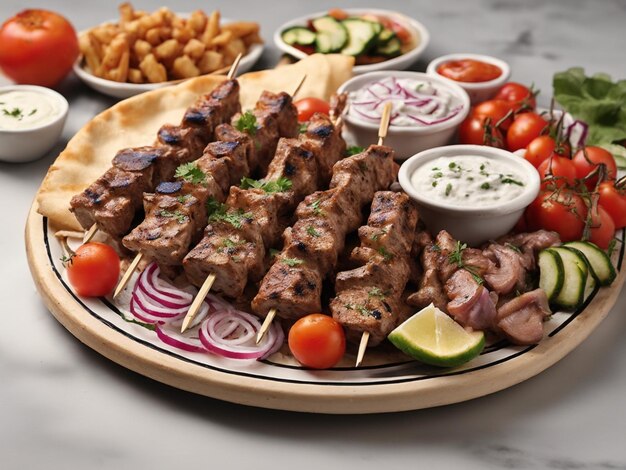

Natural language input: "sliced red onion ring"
[133,289,188,317]
[566,119,589,149]
[155,323,206,353]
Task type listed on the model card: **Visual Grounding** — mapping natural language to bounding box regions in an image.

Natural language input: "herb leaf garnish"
[235,111,258,135]
[175,162,206,184]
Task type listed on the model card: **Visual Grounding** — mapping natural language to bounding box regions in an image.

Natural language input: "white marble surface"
[1,1,626,469]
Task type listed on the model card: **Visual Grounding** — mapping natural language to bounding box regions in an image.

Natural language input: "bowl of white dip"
[0,85,68,163]
[338,71,470,160]
[398,144,540,246]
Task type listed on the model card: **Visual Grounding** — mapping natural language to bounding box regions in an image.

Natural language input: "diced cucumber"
[548,247,588,310]
[563,241,617,286]
[281,26,317,47]
[312,17,348,53]
[538,249,564,302]
[374,37,402,58]
[340,18,379,56]
[377,28,395,45]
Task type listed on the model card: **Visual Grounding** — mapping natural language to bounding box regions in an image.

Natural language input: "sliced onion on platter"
[156,323,205,353]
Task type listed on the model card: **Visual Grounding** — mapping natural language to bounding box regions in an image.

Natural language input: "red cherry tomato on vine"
[288,313,346,369]
[458,113,504,147]
[588,205,615,249]
[524,135,571,168]
[294,98,331,122]
[537,155,577,189]
[0,9,79,86]
[473,99,514,131]
[494,82,536,112]
[571,146,617,190]
[506,112,548,151]
[598,181,626,229]
[526,189,586,242]
[66,242,120,297]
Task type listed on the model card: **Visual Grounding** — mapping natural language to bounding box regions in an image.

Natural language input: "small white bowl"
[338,71,470,160]
[426,53,510,104]
[0,85,68,163]
[274,9,430,74]
[398,145,540,246]
[74,43,264,99]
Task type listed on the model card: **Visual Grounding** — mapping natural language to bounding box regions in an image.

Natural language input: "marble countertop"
[2,0,625,468]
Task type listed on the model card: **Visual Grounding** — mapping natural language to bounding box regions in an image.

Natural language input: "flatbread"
[37,54,354,231]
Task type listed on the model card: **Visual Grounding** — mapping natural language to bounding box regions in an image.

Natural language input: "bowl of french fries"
[74,3,264,98]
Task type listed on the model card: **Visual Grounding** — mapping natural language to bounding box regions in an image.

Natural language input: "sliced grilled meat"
[182,79,241,140]
[483,244,525,295]
[407,235,448,312]
[496,289,551,345]
[444,269,485,323]
[299,113,347,185]
[498,230,560,270]
[255,90,299,138]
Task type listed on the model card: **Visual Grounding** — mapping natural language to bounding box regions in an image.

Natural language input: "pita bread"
[37,54,354,231]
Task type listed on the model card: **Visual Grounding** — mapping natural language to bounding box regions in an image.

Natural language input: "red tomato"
[0,9,79,86]
[294,98,331,122]
[524,135,571,168]
[526,190,587,242]
[571,146,617,190]
[598,181,626,229]
[494,82,536,112]
[473,99,514,130]
[588,204,615,249]
[458,113,504,147]
[436,59,503,83]
[506,113,548,151]
[537,155,577,188]
[288,314,346,369]
[66,242,120,297]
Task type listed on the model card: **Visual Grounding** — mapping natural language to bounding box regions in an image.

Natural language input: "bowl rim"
[337,70,471,134]
[273,8,430,74]
[425,52,511,90]
[0,85,68,134]
[398,144,540,215]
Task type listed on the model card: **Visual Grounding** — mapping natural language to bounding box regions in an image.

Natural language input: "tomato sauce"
[437,59,502,83]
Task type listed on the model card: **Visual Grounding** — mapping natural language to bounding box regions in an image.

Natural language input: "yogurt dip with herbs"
[410,155,527,207]
[0,89,63,130]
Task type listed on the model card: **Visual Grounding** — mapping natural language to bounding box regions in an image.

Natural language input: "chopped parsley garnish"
[445,183,453,196]
[448,162,457,169]
[240,176,292,193]
[2,107,24,119]
[433,171,444,179]
[158,209,189,224]
[371,227,388,241]
[309,198,324,216]
[282,257,304,267]
[378,246,394,261]
[448,241,484,285]
[481,182,491,190]
[222,238,243,249]
[501,177,524,186]
[368,287,386,299]
[299,122,308,133]
[206,198,252,229]
[432,181,438,188]
[234,111,258,135]
[346,145,365,156]
[269,248,280,258]
[175,162,206,184]
[306,225,320,237]
[29,109,37,116]
[176,194,192,204]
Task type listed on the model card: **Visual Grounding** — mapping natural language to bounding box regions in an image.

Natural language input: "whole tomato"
[597,181,626,229]
[0,9,79,86]
[458,113,504,147]
[506,112,548,151]
[473,99,514,131]
[288,313,346,369]
[294,97,330,122]
[526,189,587,242]
[537,155,577,189]
[588,204,615,250]
[66,242,120,297]
[571,146,617,190]
[524,135,571,168]
[494,82,536,112]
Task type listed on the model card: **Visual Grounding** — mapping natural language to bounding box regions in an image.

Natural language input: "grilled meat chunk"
[182,79,241,140]
[444,269,484,321]
[300,113,346,185]
[498,230,560,270]
[255,90,299,138]
[496,289,551,345]
[483,244,525,295]
[407,237,448,312]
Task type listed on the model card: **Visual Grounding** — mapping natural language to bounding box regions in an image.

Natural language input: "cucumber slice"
[340,18,378,56]
[374,37,402,58]
[377,28,395,45]
[549,247,588,310]
[538,249,564,302]
[563,241,617,286]
[281,26,317,46]
[312,17,348,53]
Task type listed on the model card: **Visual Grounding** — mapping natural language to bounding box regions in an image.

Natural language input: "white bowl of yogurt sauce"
[398,144,540,246]
[0,85,68,163]
[338,71,470,160]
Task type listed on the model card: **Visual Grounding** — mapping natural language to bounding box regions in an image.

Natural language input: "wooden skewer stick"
[113,252,143,299]
[180,273,216,333]
[227,53,243,80]
[256,308,276,344]
[355,102,392,367]
[83,223,98,244]
[292,74,307,98]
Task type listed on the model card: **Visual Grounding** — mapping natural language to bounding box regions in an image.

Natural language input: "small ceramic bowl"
[398,144,540,246]
[274,8,430,75]
[338,71,470,160]
[426,53,510,104]
[0,85,68,163]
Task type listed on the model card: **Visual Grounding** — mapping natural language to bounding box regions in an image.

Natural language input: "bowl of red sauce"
[426,53,510,104]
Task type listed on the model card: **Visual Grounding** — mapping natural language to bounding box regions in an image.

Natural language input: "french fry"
[197,50,223,74]
[183,38,205,60]
[144,27,163,46]
[222,21,259,38]
[79,35,102,74]
[210,30,233,47]
[119,2,134,24]
[133,39,152,61]
[173,26,194,44]
[172,55,200,79]
[111,50,130,82]
[201,10,220,46]
[128,68,144,83]
[154,38,182,62]
[188,10,207,34]
[101,34,129,72]
[139,53,167,83]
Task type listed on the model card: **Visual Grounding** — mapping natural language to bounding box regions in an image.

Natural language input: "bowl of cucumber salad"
[274,8,430,74]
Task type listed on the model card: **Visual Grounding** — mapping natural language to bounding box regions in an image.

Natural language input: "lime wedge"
[388,303,485,368]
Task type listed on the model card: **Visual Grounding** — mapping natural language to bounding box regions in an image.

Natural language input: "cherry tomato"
[66,242,120,297]
[436,59,502,83]
[494,82,536,112]
[294,98,331,122]
[458,113,504,147]
[526,189,586,242]
[0,9,79,86]
[598,181,626,229]
[537,155,577,189]
[524,135,571,168]
[288,313,346,369]
[571,146,617,190]
[473,99,514,131]
[506,112,548,151]
[588,204,615,249]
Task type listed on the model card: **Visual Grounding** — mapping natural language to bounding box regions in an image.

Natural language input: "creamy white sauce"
[348,77,465,127]
[410,155,527,207]
[0,90,62,130]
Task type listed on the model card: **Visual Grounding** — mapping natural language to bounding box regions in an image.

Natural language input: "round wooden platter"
[25,201,625,414]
